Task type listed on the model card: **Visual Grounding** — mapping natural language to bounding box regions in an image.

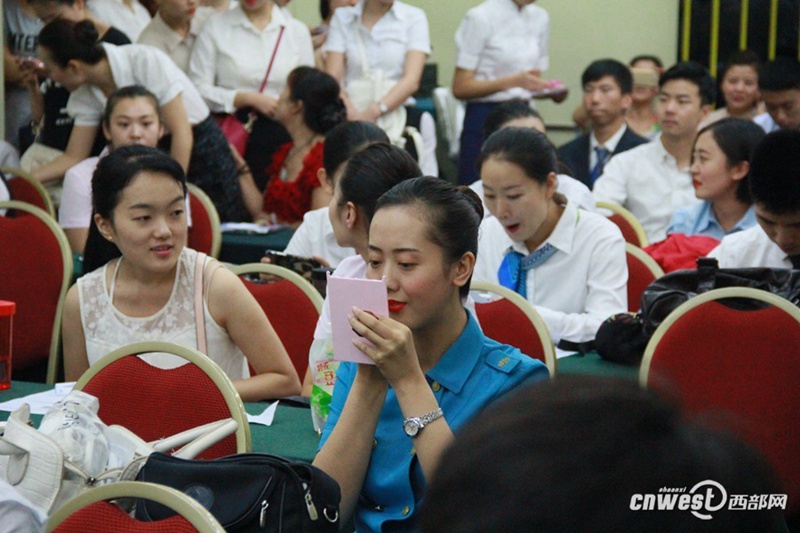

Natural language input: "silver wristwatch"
[378,101,389,115]
[403,408,444,438]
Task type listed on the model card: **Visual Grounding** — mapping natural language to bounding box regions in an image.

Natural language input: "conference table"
[0,353,636,464]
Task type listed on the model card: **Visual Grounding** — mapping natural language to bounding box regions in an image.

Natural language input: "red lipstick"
[388,300,406,313]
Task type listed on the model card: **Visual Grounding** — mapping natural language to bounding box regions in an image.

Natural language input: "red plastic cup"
[0,301,15,390]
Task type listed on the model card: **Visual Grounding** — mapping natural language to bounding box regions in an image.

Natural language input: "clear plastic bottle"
[309,337,339,434]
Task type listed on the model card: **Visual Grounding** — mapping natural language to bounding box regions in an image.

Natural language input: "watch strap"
[418,407,443,427]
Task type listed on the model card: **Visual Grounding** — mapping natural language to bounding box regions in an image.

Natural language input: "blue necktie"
[497,244,558,299]
[589,146,611,185]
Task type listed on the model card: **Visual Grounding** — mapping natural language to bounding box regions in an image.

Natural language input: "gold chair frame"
[229,263,324,314]
[0,200,73,384]
[47,481,225,533]
[1,166,56,219]
[639,286,800,386]
[187,183,222,259]
[596,200,649,247]
[75,340,251,453]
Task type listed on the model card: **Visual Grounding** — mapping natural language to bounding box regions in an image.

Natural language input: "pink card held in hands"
[327,274,388,364]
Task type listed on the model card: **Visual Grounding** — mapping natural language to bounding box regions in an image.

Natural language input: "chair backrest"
[187,184,221,259]
[0,201,72,383]
[1,166,56,218]
[48,481,225,533]
[640,287,800,515]
[74,341,251,458]
[229,263,322,380]
[469,280,557,377]
[596,201,648,247]
[625,243,664,312]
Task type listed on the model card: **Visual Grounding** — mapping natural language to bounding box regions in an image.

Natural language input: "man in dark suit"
[558,59,649,189]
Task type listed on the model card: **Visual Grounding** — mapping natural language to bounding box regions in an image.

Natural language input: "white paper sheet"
[220,222,286,234]
[556,348,578,359]
[246,401,279,426]
[0,382,76,415]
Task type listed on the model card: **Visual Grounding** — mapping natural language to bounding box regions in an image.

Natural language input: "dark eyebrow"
[128,195,184,210]
[367,244,421,254]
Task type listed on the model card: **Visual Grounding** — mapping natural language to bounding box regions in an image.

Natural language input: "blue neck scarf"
[497,243,558,299]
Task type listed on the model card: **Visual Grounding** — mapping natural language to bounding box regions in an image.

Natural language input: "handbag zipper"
[303,482,318,520]
[259,499,269,528]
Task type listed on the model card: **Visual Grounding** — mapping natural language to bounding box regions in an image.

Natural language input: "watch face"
[403,419,420,437]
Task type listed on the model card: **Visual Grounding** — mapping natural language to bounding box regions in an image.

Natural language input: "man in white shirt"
[593,62,714,243]
[753,56,800,133]
[710,130,800,269]
[558,59,649,189]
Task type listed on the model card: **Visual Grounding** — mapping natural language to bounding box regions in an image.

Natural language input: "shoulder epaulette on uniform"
[484,349,522,374]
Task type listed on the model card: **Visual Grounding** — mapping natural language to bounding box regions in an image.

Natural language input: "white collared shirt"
[454,0,549,103]
[189,4,313,114]
[324,1,430,86]
[284,207,356,269]
[136,8,216,73]
[68,43,210,126]
[592,136,700,243]
[708,225,792,268]
[473,201,628,343]
[754,112,780,133]
[470,174,596,218]
[87,0,151,42]
[589,123,627,169]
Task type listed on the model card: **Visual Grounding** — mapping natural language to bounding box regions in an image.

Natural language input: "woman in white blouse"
[323,0,437,175]
[473,127,627,348]
[452,0,565,185]
[189,0,314,188]
[33,19,257,221]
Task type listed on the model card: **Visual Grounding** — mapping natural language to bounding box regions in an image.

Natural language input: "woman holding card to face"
[313,177,549,532]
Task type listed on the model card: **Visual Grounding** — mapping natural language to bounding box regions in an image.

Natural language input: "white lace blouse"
[77,247,249,379]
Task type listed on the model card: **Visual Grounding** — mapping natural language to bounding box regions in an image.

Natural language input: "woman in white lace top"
[61,145,301,401]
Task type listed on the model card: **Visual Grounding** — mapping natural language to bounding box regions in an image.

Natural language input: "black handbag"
[134,452,340,532]
[596,258,800,365]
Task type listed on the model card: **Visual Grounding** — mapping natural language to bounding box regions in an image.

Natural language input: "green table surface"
[0,382,320,463]
[220,229,295,265]
[0,353,635,464]
[556,350,639,379]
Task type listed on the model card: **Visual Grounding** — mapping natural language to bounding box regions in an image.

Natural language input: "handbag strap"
[258,25,286,93]
[194,252,208,355]
[353,20,371,78]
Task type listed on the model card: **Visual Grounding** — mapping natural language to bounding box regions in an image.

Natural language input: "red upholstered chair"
[229,263,322,381]
[2,166,56,218]
[625,243,664,312]
[0,201,72,383]
[187,184,221,258]
[596,201,648,247]
[470,280,557,376]
[640,287,800,516]
[47,482,224,533]
[74,341,250,458]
